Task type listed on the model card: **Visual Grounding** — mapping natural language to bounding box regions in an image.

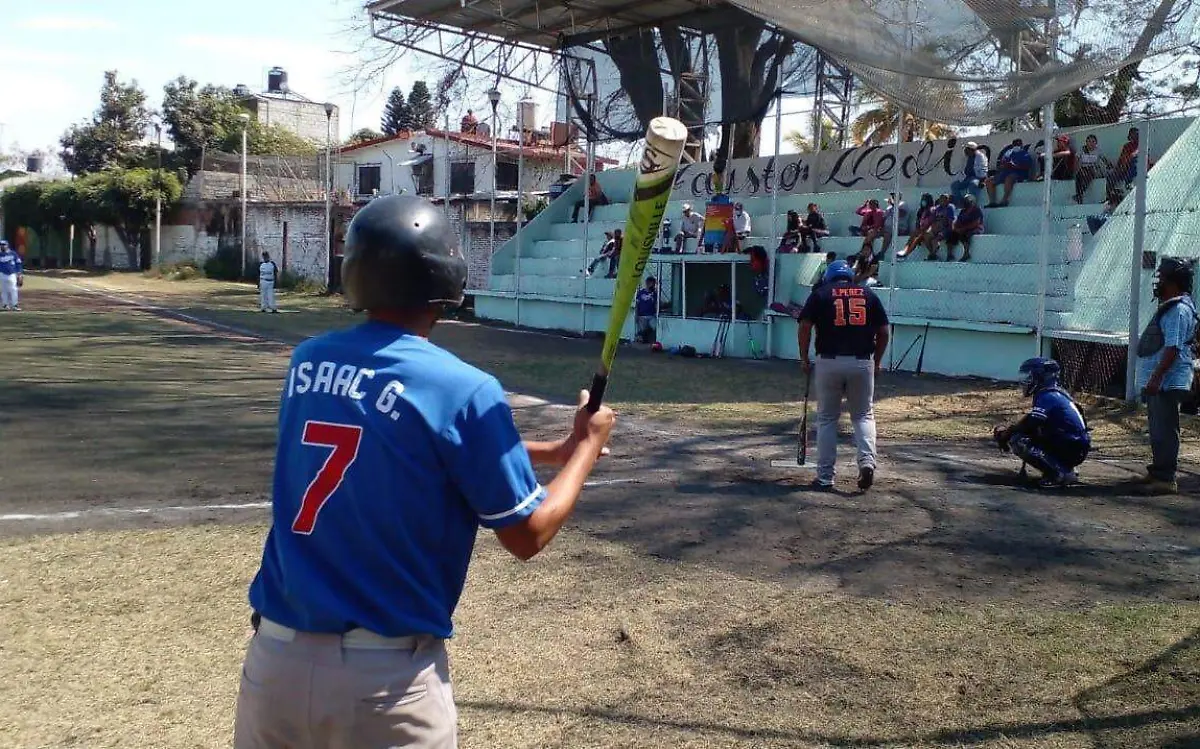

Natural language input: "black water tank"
[267,67,288,93]
[25,154,43,173]
[233,83,252,97]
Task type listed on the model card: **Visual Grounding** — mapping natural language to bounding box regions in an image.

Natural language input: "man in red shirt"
[849,199,885,243]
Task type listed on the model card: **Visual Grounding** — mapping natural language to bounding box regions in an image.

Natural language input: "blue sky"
[0,0,425,160]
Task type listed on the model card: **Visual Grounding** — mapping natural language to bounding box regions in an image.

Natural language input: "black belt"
[818,353,872,360]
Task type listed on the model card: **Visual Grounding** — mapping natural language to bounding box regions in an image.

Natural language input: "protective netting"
[561,28,819,145]
[723,0,1199,126]
[1052,338,1127,396]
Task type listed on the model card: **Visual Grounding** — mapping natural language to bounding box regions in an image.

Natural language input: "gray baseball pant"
[234,618,457,748]
[814,355,878,483]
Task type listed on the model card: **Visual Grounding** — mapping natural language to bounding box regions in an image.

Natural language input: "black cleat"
[857,466,875,491]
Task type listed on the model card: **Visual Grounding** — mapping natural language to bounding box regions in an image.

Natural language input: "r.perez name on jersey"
[285,360,406,421]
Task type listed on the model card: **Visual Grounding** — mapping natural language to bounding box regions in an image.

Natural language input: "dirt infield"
[0,273,1197,748]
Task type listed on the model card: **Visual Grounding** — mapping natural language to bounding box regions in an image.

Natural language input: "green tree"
[59,71,152,175]
[346,128,383,146]
[382,87,410,135]
[407,81,436,131]
[850,101,956,146]
[161,77,254,174]
[244,122,319,156]
[786,119,839,153]
[91,168,184,268]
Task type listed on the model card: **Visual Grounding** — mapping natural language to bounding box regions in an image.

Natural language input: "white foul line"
[0,480,643,524]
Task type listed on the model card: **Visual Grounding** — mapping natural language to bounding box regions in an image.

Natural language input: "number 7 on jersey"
[292,420,363,534]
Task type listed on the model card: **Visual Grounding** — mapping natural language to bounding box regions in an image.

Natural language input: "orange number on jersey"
[292,420,363,535]
[833,297,868,327]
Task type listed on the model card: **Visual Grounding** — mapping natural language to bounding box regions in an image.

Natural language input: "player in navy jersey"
[798,260,890,491]
[994,357,1091,488]
[234,194,616,749]
[0,240,24,311]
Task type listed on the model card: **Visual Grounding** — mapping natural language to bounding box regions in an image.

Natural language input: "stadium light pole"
[153,120,162,269]
[239,112,250,278]
[488,88,501,273]
[324,102,334,292]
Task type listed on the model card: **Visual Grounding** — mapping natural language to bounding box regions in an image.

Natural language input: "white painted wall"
[336,132,569,200]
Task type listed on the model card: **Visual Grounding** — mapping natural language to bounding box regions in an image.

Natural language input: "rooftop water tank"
[233,83,252,97]
[267,67,288,94]
[25,154,43,173]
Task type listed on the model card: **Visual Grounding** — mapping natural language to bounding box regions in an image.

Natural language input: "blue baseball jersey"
[0,249,23,276]
[248,320,546,639]
[1029,387,1090,447]
[635,287,657,316]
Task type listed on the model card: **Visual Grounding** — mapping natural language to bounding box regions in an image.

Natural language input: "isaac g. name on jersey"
[284,359,405,420]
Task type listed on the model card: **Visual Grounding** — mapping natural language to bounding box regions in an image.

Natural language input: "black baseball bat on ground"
[798,370,811,465]
[915,321,931,375]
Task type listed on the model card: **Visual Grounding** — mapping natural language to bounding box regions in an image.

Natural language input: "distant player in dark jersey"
[234,194,616,749]
[798,260,890,491]
[994,357,1090,488]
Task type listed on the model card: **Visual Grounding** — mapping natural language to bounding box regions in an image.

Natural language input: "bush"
[145,260,202,281]
[277,269,325,294]
[203,245,246,281]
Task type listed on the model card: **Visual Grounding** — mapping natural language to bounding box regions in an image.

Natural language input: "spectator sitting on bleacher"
[1107,127,1145,198]
[944,194,984,262]
[799,203,830,252]
[585,231,616,277]
[572,174,610,223]
[1073,134,1115,203]
[879,192,910,254]
[721,202,752,253]
[1048,134,1077,181]
[985,144,1034,207]
[994,138,1023,173]
[778,210,802,253]
[923,193,957,261]
[898,193,935,259]
[460,110,478,134]
[951,142,987,207]
[853,250,882,287]
[674,203,704,252]
[850,198,885,240]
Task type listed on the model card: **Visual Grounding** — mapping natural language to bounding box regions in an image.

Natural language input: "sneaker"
[857,466,875,491]
[271,309,280,314]
[1037,471,1077,490]
[811,477,835,491]
[12,305,19,311]
[1136,478,1178,496]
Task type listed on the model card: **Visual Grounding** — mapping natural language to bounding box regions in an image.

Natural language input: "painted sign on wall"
[669,118,1192,200]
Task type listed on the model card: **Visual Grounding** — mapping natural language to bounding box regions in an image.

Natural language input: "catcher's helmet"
[341,195,467,311]
[1018,357,1060,397]
[1153,256,1195,299]
[823,259,855,284]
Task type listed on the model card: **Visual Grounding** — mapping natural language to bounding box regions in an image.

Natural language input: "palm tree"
[785,118,839,153]
[850,100,956,145]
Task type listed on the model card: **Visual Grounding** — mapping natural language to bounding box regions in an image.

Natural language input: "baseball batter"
[257,251,279,313]
[0,240,23,311]
[798,260,890,490]
[233,195,616,749]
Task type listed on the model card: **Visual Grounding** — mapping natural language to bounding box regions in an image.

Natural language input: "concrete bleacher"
[475,117,1198,380]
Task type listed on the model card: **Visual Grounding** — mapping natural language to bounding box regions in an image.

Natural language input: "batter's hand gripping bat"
[586,117,688,412]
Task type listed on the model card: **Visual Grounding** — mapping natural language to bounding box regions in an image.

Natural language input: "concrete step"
[884,288,1072,328]
[890,261,1070,295]
[489,274,617,300]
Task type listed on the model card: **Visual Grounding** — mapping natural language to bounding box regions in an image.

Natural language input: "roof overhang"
[367,0,730,50]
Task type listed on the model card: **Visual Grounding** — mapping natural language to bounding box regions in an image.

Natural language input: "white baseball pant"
[0,275,18,308]
[259,281,276,311]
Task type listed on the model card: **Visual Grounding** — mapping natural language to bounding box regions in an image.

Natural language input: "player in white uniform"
[0,241,24,311]
[258,252,279,313]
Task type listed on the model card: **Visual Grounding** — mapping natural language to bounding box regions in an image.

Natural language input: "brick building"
[235,68,339,145]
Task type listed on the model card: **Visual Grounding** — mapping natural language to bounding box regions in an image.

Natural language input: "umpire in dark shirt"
[798,260,890,491]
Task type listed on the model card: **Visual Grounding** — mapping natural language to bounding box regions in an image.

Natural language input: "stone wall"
[246,203,327,281]
[254,97,339,145]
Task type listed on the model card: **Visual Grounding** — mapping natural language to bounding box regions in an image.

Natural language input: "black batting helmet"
[341,195,467,311]
[1154,256,1195,299]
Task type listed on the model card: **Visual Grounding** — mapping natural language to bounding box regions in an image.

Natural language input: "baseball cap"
[682,202,692,211]
[965,141,979,149]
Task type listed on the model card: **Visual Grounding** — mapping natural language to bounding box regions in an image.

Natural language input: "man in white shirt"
[673,203,705,253]
[258,251,280,313]
[722,202,752,253]
[951,142,987,207]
